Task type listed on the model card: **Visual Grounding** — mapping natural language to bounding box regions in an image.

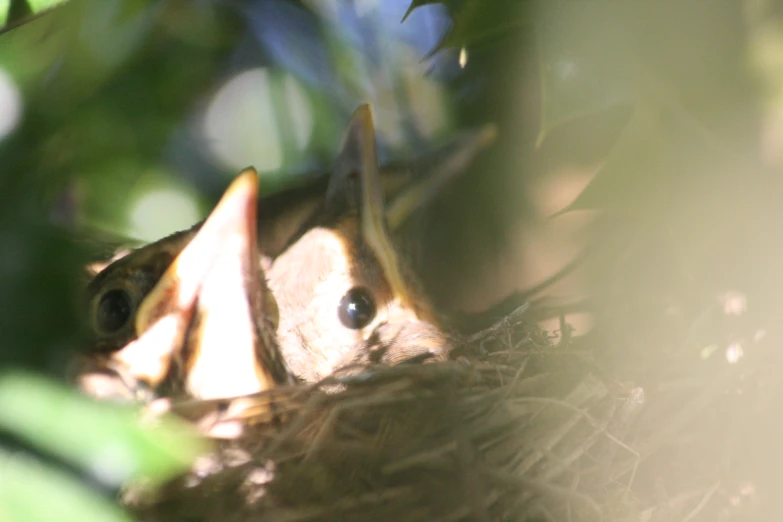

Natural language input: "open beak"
[111,168,291,400]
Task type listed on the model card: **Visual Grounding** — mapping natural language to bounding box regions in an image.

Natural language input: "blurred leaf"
[78,0,161,68]
[402,0,450,22]
[245,1,337,90]
[0,5,68,88]
[405,1,527,55]
[535,3,635,145]
[27,0,67,14]
[0,0,164,119]
[0,0,68,36]
[562,100,735,214]
[431,1,527,56]
[0,0,8,26]
[0,372,208,487]
[402,0,426,22]
[0,202,88,373]
[0,448,132,522]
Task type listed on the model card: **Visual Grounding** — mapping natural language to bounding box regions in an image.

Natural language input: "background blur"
[2,0,783,520]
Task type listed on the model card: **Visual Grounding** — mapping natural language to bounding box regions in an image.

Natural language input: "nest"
[117,307,616,521]
[121,304,777,522]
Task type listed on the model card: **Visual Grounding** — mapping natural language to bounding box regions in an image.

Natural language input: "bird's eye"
[338,287,376,330]
[96,289,133,333]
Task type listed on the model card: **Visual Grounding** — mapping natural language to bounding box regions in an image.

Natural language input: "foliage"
[0,0,66,29]
[0,372,206,521]
[0,0,781,520]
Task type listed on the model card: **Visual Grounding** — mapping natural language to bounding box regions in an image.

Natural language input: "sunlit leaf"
[0,0,162,116]
[27,0,68,14]
[245,2,336,90]
[0,0,65,34]
[0,372,208,487]
[0,448,132,522]
[0,5,67,88]
[0,0,9,27]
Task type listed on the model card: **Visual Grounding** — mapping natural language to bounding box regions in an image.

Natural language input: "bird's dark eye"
[338,287,376,330]
[96,289,133,333]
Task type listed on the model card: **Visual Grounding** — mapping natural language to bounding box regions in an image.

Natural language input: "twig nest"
[126,310,639,522]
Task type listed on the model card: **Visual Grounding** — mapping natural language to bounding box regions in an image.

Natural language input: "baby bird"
[268,105,451,382]
[78,107,495,391]
[77,169,292,402]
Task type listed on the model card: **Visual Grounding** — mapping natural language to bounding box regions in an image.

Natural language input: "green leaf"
[0,6,66,88]
[402,0,435,23]
[431,2,528,56]
[405,1,528,57]
[402,0,461,23]
[0,0,163,114]
[26,0,68,14]
[0,0,9,28]
[0,448,133,522]
[0,372,208,487]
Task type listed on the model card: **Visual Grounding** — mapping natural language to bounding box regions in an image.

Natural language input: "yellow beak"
[112,168,291,400]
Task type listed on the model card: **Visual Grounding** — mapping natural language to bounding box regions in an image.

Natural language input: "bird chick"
[77,108,495,391]
[77,169,292,402]
[268,105,451,382]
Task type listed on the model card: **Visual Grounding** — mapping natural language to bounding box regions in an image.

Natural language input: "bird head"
[77,169,291,402]
[268,105,452,382]
[77,106,495,391]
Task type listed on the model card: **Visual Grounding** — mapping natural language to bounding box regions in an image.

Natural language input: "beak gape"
[110,169,291,400]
